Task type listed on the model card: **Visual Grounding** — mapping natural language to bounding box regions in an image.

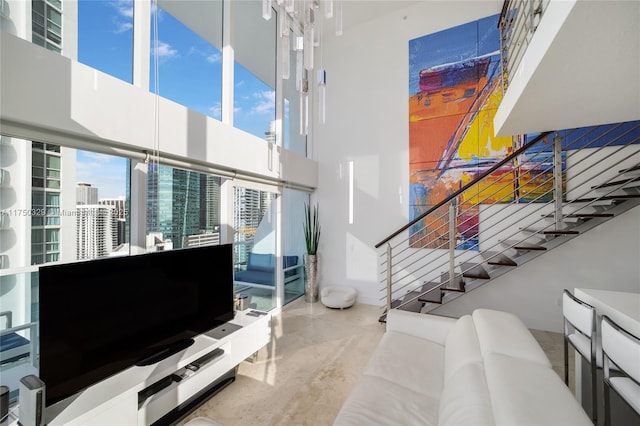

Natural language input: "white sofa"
[334,308,591,425]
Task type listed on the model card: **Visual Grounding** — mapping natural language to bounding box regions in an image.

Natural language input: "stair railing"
[499,0,550,92]
[376,121,640,314]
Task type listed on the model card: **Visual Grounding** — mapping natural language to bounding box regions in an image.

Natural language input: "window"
[32,0,62,53]
[232,1,277,140]
[78,0,134,83]
[150,4,223,120]
[146,164,222,251]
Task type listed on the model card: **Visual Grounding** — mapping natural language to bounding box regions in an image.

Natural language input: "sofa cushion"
[472,309,551,367]
[444,315,483,380]
[483,353,591,426]
[234,270,274,286]
[363,330,445,399]
[386,310,457,344]
[438,362,494,426]
[333,375,439,426]
[247,253,275,272]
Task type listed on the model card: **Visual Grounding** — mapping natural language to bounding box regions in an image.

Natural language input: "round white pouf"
[321,286,357,309]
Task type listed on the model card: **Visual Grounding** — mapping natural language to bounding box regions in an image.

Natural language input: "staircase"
[376,122,640,322]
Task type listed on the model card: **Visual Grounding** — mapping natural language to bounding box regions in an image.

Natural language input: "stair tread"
[502,239,547,251]
[481,251,517,266]
[461,262,490,279]
[575,194,640,203]
[619,164,640,174]
[397,292,425,313]
[521,228,579,235]
[566,213,614,218]
[591,176,640,190]
[417,282,442,303]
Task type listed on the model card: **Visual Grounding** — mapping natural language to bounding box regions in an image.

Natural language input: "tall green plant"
[304,203,321,255]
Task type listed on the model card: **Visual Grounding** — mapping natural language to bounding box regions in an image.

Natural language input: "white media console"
[39,310,271,425]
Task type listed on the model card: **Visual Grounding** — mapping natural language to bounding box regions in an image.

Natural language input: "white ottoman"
[321,286,357,309]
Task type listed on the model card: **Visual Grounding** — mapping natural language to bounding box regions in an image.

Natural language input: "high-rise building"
[27,1,78,266]
[99,197,126,247]
[76,205,114,260]
[77,183,98,205]
[200,174,221,232]
[147,164,201,249]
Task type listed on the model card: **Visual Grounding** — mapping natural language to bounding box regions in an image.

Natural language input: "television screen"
[39,243,234,406]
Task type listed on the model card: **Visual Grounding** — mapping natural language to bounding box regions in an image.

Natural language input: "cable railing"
[499,0,550,92]
[377,121,640,314]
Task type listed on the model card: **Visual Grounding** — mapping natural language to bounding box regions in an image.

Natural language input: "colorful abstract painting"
[408,15,640,250]
[409,15,518,249]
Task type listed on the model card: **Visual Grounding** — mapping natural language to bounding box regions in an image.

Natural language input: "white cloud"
[209,103,222,120]
[154,41,178,60]
[207,52,222,64]
[251,90,276,115]
[113,0,133,18]
[188,47,222,64]
[109,0,133,34]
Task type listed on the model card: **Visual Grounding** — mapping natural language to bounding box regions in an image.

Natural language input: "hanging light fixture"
[262,0,342,125]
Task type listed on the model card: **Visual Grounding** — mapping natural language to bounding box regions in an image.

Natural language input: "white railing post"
[386,243,392,312]
[554,132,563,229]
[448,199,457,289]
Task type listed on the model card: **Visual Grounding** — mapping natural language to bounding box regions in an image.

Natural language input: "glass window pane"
[232,1,276,140]
[32,167,44,178]
[33,22,45,36]
[32,229,44,243]
[46,155,60,169]
[46,179,60,189]
[49,0,62,9]
[46,193,59,204]
[32,192,44,206]
[33,0,44,14]
[232,186,278,311]
[45,43,61,54]
[78,0,134,84]
[45,144,60,153]
[47,21,61,37]
[150,4,223,121]
[32,216,44,227]
[45,253,59,262]
[146,164,222,251]
[32,152,44,167]
[46,169,60,178]
[45,216,59,226]
[32,177,44,187]
[45,229,59,242]
[47,8,61,26]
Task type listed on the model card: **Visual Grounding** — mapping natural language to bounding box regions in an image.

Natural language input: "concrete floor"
[180,298,573,426]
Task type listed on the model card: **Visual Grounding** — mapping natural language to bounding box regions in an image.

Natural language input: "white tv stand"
[41,310,271,425]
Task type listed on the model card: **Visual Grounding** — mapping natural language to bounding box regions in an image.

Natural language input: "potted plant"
[303,202,321,302]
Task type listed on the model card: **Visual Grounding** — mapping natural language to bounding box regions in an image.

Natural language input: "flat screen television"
[38,243,235,406]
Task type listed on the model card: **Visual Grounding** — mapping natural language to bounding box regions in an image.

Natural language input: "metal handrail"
[378,120,640,312]
[375,131,552,248]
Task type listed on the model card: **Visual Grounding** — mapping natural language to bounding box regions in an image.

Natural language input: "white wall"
[314,1,640,331]
[314,1,504,305]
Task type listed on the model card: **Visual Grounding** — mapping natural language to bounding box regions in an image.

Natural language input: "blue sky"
[76,0,275,198]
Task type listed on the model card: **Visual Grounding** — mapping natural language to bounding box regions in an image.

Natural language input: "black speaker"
[18,376,45,426]
[0,385,9,424]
